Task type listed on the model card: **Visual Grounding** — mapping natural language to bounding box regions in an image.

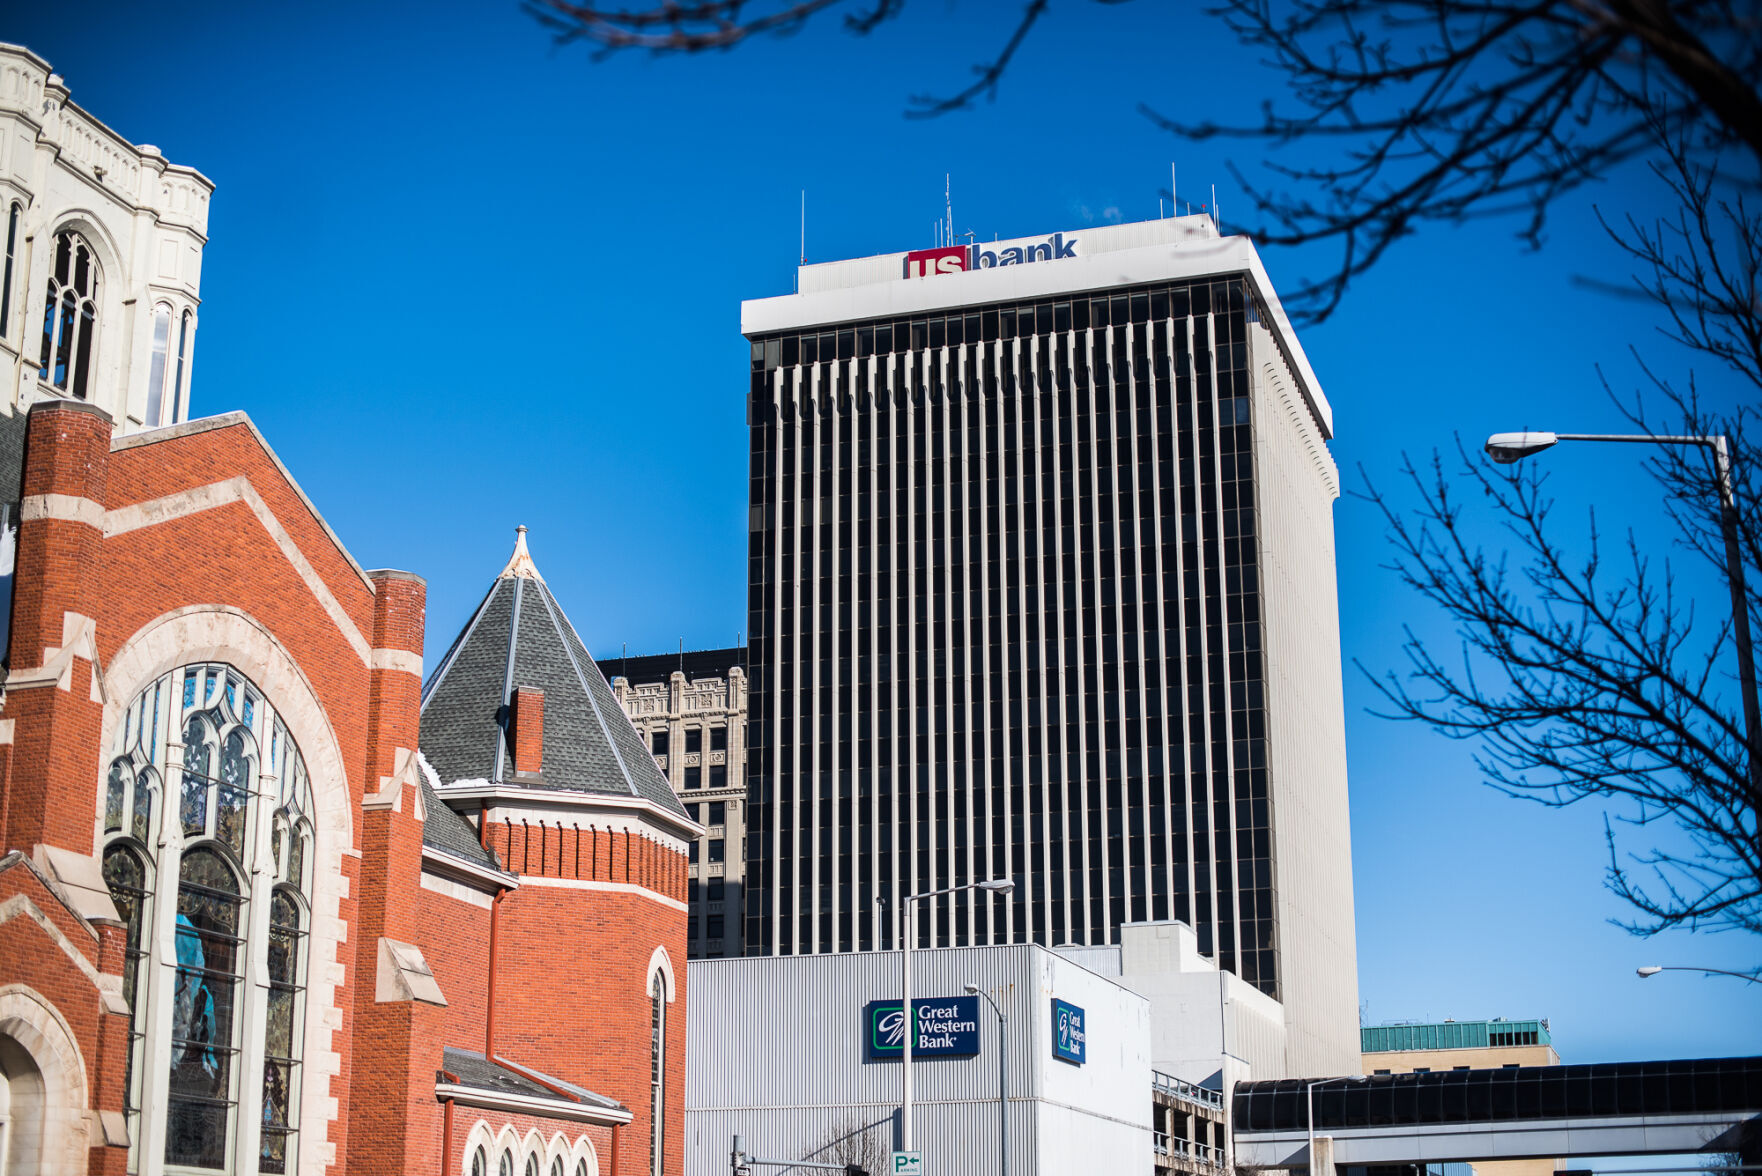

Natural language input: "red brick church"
[0,400,693,1176]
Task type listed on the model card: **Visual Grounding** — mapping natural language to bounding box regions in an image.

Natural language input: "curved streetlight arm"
[1637,964,1761,983]
[962,985,1009,1176]
[898,878,1013,1155]
[1482,429,1760,865]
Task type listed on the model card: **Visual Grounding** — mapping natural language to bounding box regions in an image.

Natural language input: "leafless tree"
[1363,120,1762,937]
[798,1113,890,1175]
[528,0,1762,937]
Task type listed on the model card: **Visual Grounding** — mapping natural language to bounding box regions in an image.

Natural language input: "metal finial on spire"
[500,524,544,580]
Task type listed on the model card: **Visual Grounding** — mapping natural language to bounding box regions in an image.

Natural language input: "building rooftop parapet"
[1361,1017,1552,1053]
[0,42,214,236]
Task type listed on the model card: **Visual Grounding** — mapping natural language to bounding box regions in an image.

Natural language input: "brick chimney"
[509,686,544,775]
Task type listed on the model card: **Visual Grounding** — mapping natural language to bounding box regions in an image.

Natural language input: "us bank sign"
[902,233,1081,278]
[863,996,981,1061]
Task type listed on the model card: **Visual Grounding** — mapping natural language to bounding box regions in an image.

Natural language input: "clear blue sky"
[18,0,1756,1064]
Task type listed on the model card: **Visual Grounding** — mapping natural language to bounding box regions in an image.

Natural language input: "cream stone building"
[1361,1018,1561,1176]
[0,41,212,485]
[605,648,748,958]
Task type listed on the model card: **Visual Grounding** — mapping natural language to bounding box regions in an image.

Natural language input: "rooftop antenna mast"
[800,190,806,264]
[1171,163,1177,218]
[945,173,953,250]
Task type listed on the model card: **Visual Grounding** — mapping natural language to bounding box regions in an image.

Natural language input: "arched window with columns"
[100,663,315,1173]
[650,970,666,1176]
[37,228,101,400]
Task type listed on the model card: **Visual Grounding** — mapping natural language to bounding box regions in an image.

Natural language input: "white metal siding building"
[684,944,1150,1176]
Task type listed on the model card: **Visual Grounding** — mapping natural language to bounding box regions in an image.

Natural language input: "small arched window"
[650,972,666,1176]
[145,304,172,427]
[38,228,100,399]
[499,1149,515,1176]
[174,309,192,421]
[551,1157,565,1176]
[525,1155,540,1176]
[470,1145,487,1176]
[577,1160,589,1176]
[0,201,19,337]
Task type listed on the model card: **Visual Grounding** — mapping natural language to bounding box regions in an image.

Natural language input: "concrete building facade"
[739,216,1359,1077]
[606,649,747,959]
[0,43,211,464]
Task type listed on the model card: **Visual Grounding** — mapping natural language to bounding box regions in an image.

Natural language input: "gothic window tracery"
[38,228,100,399]
[99,663,315,1174]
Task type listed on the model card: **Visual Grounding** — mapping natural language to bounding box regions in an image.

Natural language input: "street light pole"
[964,983,1008,1176]
[1304,1075,1367,1175]
[1484,430,1762,855]
[899,878,1013,1155]
[1637,964,1761,983]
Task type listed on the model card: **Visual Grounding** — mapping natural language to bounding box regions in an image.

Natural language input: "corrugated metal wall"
[685,944,1150,1176]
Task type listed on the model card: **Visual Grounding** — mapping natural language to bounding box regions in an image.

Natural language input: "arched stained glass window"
[577,1159,589,1176]
[526,1154,540,1176]
[37,228,100,399]
[167,847,244,1168]
[500,1149,515,1176]
[552,1157,565,1176]
[102,843,150,1144]
[261,888,306,1173]
[99,662,315,1173]
[471,1146,487,1176]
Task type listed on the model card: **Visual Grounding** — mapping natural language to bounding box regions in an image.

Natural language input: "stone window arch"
[99,663,315,1173]
[37,228,101,400]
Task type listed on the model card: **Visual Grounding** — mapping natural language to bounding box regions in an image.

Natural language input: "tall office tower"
[740,216,1358,1072]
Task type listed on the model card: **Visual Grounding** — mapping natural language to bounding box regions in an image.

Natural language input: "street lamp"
[1306,1075,1367,1174]
[1483,429,1762,814]
[964,982,1009,1176]
[1637,964,1761,983]
[900,878,1013,1155]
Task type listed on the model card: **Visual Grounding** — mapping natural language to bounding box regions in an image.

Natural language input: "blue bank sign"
[864,996,981,1062]
[1052,999,1087,1065]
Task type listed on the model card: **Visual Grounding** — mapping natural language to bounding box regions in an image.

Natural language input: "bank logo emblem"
[1052,998,1087,1065]
[863,996,981,1061]
[902,234,1080,279]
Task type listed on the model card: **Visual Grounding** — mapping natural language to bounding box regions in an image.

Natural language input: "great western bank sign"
[863,996,981,1061]
[902,233,1080,279]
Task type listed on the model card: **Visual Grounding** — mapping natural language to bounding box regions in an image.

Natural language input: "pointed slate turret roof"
[419,528,687,819]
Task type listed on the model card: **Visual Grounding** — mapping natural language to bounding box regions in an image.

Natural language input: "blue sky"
[18,0,1757,1063]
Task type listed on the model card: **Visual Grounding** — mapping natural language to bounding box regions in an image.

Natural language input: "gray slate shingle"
[418,557,686,821]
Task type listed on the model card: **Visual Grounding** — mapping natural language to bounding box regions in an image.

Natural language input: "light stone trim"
[370,647,423,676]
[434,1084,633,1127]
[517,875,688,914]
[419,871,495,910]
[0,894,127,1014]
[99,605,354,1176]
[5,611,106,701]
[0,984,98,1170]
[19,493,105,529]
[104,477,372,665]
